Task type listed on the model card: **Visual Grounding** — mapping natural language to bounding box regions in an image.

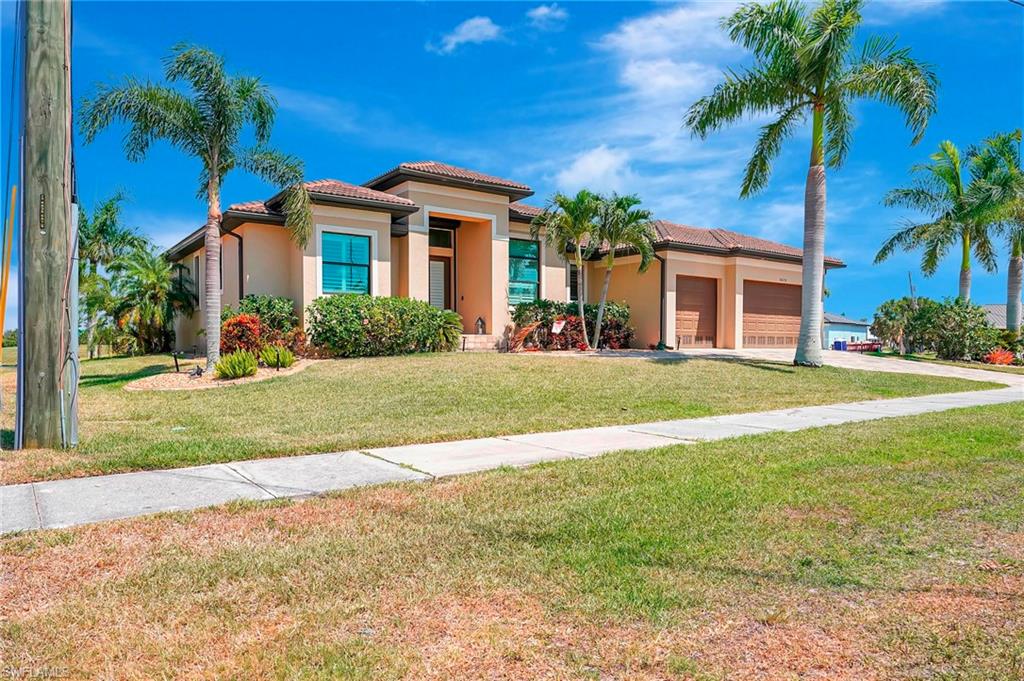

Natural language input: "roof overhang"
[580,241,845,269]
[265,188,419,219]
[365,167,534,202]
[164,209,285,261]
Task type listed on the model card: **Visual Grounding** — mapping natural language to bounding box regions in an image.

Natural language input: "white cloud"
[596,2,739,58]
[527,4,568,31]
[271,85,360,135]
[428,16,502,55]
[555,146,635,194]
[619,58,720,101]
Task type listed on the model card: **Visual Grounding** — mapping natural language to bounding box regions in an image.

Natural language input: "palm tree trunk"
[204,180,222,371]
[575,245,591,349]
[958,232,971,301]
[593,260,613,351]
[794,104,826,367]
[1008,238,1023,333]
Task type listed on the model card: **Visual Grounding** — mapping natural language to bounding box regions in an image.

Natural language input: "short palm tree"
[531,189,600,349]
[80,44,313,369]
[684,0,937,366]
[77,193,146,358]
[592,194,655,348]
[110,246,196,354]
[875,140,1001,302]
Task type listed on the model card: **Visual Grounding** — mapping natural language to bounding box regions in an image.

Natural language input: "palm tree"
[875,140,1002,302]
[684,0,937,366]
[973,130,1024,333]
[110,246,196,354]
[531,190,600,349]
[80,44,313,369]
[591,194,655,349]
[77,193,146,358]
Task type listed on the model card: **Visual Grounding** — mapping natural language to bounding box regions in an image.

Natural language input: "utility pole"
[18,0,75,449]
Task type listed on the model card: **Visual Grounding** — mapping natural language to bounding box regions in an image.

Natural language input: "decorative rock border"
[123,359,315,392]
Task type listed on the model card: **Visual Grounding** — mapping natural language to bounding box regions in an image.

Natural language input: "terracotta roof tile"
[302,178,416,206]
[227,200,274,214]
[366,161,532,194]
[652,220,843,266]
[509,202,543,220]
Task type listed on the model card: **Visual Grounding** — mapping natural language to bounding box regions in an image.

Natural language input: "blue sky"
[2,0,1022,328]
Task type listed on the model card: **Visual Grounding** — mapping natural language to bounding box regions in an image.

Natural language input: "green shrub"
[2,329,16,347]
[222,295,297,333]
[259,344,296,368]
[306,294,462,357]
[931,298,997,360]
[512,299,634,349]
[215,350,258,379]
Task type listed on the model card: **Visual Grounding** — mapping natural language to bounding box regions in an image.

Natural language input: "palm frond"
[822,92,853,168]
[722,0,807,62]
[741,101,806,196]
[841,34,938,145]
[239,148,312,247]
[684,66,803,139]
[79,79,203,160]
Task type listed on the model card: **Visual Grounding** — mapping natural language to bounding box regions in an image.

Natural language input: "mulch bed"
[123,359,314,392]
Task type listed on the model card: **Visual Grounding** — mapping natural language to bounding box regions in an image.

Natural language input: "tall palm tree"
[80,44,313,370]
[875,140,1001,301]
[531,189,600,349]
[684,0,937,366]
[110,246,196,354]
[592,194,656,349]
[77,193,146,358]
[974,130,1024,333]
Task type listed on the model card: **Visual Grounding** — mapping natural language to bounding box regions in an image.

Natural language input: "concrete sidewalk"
[3,385,1021,533]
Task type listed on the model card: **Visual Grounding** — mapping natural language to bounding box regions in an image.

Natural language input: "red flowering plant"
[220,313,263,354]
[983,348,1015,365]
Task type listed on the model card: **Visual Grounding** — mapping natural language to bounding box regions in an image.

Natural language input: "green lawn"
[0,352,998,483]
[868,349,1024,375]
[3,402,1022,679]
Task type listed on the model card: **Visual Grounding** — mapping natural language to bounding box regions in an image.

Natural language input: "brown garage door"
[743,281,801,347]
[675,276,717,348]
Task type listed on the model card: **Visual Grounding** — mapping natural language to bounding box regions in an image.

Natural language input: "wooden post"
[18,0,73,449]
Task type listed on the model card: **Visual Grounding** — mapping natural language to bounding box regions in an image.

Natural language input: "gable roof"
[649,220,844,267]
[980,304,1007,329]
[365,161,533,201]
[165,179,417,261]
[823,312,869,326]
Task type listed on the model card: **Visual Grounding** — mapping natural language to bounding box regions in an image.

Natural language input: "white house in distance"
[821,312,871,349]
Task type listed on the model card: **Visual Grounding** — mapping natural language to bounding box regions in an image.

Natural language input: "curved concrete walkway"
[2,352,1021,534]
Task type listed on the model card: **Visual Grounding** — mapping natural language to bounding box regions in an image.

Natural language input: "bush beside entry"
[306,294,462,357]
[512,300,634,350]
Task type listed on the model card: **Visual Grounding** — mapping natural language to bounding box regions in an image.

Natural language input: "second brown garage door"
[675,276,717,347]
[743,281,801,347]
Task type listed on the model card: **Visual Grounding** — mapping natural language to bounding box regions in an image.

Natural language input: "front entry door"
[429,256,451,310]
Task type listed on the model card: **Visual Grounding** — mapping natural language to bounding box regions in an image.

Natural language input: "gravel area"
[124,359,314,391]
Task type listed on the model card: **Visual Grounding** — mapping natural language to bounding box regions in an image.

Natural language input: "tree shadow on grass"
[79,364,171,389]
[648,356,798,374]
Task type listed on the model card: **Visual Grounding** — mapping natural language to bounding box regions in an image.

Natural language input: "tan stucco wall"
[586,256,662,349]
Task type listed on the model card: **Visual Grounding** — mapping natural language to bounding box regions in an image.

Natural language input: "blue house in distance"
[822,312,871,349]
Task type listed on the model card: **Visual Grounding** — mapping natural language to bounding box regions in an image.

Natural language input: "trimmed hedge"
[512,299,634,349]
[306,294,462,357]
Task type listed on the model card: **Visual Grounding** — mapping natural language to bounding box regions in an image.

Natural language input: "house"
[980,304,1007,330]
[165,161,844,352]
[821,312,871,349]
